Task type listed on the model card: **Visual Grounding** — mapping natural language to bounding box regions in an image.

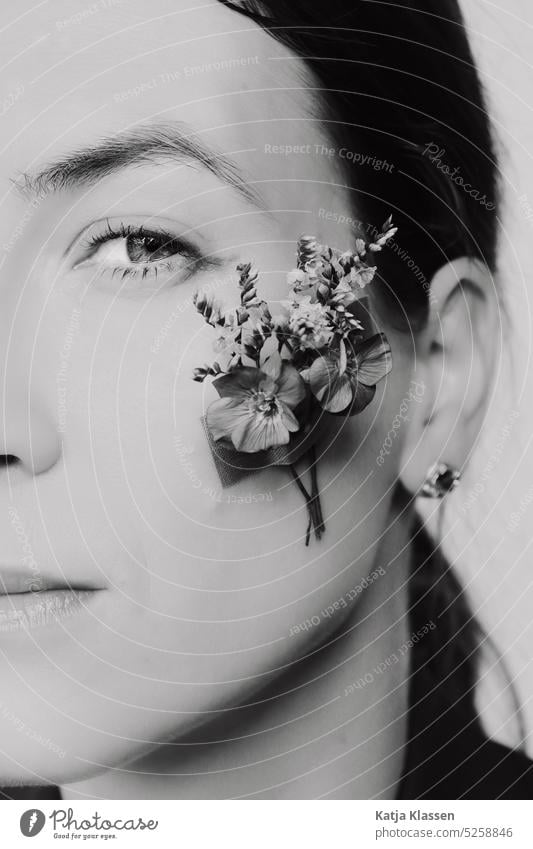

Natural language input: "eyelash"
[76,219,211,283]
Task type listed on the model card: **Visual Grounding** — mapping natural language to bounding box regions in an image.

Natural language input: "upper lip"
[0,565,101,596]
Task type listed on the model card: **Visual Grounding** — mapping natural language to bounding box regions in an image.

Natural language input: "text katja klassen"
[376,811,455,822]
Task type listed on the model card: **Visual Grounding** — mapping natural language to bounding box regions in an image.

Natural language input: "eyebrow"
[13,120,265,210]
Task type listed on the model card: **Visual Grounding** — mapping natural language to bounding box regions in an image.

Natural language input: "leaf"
[241,353,258,368]
[259,334,279,367]
[261,348,283,381]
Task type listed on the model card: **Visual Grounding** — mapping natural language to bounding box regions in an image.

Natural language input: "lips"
[0,565,101,596]
[0,588,98,632]
[0,566,104,632]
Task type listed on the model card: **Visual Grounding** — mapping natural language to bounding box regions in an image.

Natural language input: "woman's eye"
[91,232,183,266]
[69,218,216,292]
[126,232,178,262]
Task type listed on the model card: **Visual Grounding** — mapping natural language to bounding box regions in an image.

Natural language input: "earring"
[420,461,461,498]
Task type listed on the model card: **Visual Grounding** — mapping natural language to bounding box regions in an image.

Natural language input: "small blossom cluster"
[193,219,396,544]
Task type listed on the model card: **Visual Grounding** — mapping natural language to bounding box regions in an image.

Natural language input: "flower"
[286,269,306,288]
[213,323,240,355]
[212,313,242,370]
[288,298,334,351]
[327,278,359,310]
[306,333,392,414]
[368,216,398,252]
[206,350,306,453]
[194,222,396,545]
[351,265,376,288]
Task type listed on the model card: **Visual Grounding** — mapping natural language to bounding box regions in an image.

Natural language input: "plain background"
[423,0,533,754]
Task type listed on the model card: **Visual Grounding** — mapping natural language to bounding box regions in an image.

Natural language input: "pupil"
[126,234,174,262]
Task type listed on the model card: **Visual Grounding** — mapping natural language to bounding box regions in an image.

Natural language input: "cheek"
[50,259,408,671]
[67,290,385,599]
[0,283,413,781]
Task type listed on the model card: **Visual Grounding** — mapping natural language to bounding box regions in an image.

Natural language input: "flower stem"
[289,463,313,545]
[289,447,326,545]
[308,445,325,540]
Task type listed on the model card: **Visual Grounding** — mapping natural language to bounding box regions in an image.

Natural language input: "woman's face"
[0,0,414,784]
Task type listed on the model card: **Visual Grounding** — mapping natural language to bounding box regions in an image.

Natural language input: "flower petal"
[280,403,301,433]
[307,355,332,398]
[275,363,307,409]
[353,266,376,288]
[308,356,354,413]
[215,345,241,372]
[339,337,347,375]
[355,333,393,386]
[232,411,291,453]
[257,374,277,396]
[324,374,354,413]
[206,397,251,442]
[212,367,262,400]
[348,382,376,414]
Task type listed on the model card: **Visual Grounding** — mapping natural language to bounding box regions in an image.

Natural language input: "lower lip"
[0,589,96,632]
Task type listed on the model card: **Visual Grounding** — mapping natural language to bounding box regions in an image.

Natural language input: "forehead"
[1,0,322,186]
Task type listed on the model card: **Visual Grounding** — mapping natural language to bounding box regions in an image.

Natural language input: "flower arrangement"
[193,218,397,545]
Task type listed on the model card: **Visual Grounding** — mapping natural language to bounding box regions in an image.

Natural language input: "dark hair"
[216,1,522,742]
[218,0,499,329]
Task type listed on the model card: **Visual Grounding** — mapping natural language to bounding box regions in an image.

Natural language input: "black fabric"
[0,784,61,800]
[397,676,533,799]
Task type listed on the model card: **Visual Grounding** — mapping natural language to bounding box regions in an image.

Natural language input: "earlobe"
[397,256,499,498]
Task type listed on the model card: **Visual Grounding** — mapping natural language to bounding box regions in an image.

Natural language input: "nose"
[0,385,62,476]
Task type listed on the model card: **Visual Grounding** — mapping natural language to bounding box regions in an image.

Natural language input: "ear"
[398,256,500,497]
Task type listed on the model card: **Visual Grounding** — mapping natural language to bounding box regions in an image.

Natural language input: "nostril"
[0,454,19,466]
